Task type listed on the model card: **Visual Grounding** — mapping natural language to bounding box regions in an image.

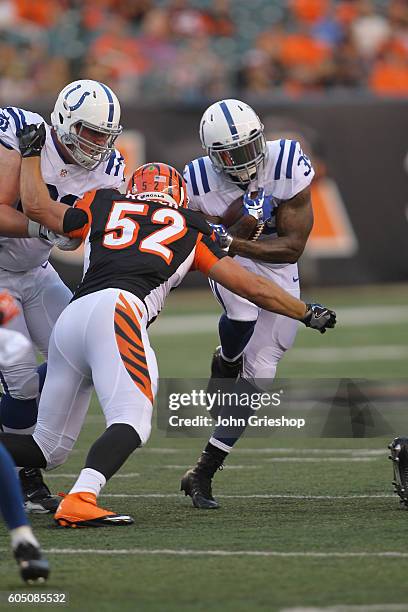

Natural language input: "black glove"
[302,303,337,334]
[17,123,46,158]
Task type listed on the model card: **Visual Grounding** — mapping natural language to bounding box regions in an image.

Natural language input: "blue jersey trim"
[114,155,124,177]
[198,158,210,193]
[105,151,116,175]
[274,139,285,180]
[5,107,21,133]
[219,101,238,139]
[187,162,199,196]
[286,140,297,179]
[17,109,26,129]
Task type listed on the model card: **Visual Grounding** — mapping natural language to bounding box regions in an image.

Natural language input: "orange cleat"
[54,492,134,528]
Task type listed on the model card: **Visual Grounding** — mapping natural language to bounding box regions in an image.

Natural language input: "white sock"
[69,468,106,497]
[10,525,39,551]
[209,436,232,453]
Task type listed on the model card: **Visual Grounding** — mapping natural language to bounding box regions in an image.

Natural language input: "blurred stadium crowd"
[0,0,407,105]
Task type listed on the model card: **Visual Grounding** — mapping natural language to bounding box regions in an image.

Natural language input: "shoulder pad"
[183,156,215,197]
[269,139,313,181]
[183,208,213,235]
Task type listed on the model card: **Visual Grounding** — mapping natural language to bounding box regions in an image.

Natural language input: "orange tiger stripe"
[114,294,153,403]
[115,324,153,402]
[118,293,143,321]
[115,312,145,351]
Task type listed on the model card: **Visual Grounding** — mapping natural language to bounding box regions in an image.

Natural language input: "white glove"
[27,220,82,251]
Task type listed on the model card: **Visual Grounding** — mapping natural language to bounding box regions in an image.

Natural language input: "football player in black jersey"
[0,124,336,526]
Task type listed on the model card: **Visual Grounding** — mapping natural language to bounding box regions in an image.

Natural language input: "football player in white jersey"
[0,292,49,583]
[0,79,125,513]
[181,99,316,508]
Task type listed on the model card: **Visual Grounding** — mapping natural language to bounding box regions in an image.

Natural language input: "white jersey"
[183,139,314,276]
[0,106,125,272]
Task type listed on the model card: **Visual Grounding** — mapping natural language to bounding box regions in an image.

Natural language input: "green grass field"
[1,284,408,612]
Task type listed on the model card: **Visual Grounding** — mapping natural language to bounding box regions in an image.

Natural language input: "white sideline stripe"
[281,606,408,612]
[263,457,377,463]
[146,448,386,456]
[32,549,408,559]
[46,473,140,479]
[100,493,393,500]
[150,306,408,336]
[163,458,377,468]
[164,464,260,470]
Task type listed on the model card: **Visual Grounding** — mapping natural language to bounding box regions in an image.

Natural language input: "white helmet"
[200,99,266,185]
[51,79,122,171]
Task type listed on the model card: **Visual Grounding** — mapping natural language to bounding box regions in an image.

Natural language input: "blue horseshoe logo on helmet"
[64,84,91,112]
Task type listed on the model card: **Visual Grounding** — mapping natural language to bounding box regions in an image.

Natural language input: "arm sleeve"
[64,189,96,240]
[63,208,89,233]
[192,233,228,275]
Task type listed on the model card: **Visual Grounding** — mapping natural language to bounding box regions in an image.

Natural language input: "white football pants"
[33,288,158,470]
[0,263,72,399]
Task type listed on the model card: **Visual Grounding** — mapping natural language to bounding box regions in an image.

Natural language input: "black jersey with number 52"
[66,188,226,322]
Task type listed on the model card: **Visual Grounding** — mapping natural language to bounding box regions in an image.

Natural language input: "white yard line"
[281,606,408,612]
[145,448,386,456]
[163,464,260,469]
[100,493,393,500]
[163,458,378,467]
[263,457,378,463]
[26,548,408,559]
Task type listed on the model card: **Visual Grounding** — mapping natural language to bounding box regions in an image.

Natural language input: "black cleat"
[388,437,408,508]
[19,468,60,514]
[14,542,49,584]
[180,450,224,509]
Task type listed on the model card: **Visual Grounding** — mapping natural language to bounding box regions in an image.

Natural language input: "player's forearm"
[248,275,307,320]
[0,204,29,237]
[20,158,65,232]
[229,236,304,264]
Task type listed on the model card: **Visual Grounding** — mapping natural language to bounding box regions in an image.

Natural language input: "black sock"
[204,442,228,463]
[85,424,141,481]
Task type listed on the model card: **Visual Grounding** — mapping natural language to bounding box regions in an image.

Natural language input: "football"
[220,194,259,239]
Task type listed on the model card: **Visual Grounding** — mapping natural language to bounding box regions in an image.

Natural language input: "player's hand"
[27,220,82,250]
[0,291,19,326]
[209,223,233,251]
[243,188,273,226]
[302,303,337,333]
[17,123,46,158]
[47,232,82,251]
